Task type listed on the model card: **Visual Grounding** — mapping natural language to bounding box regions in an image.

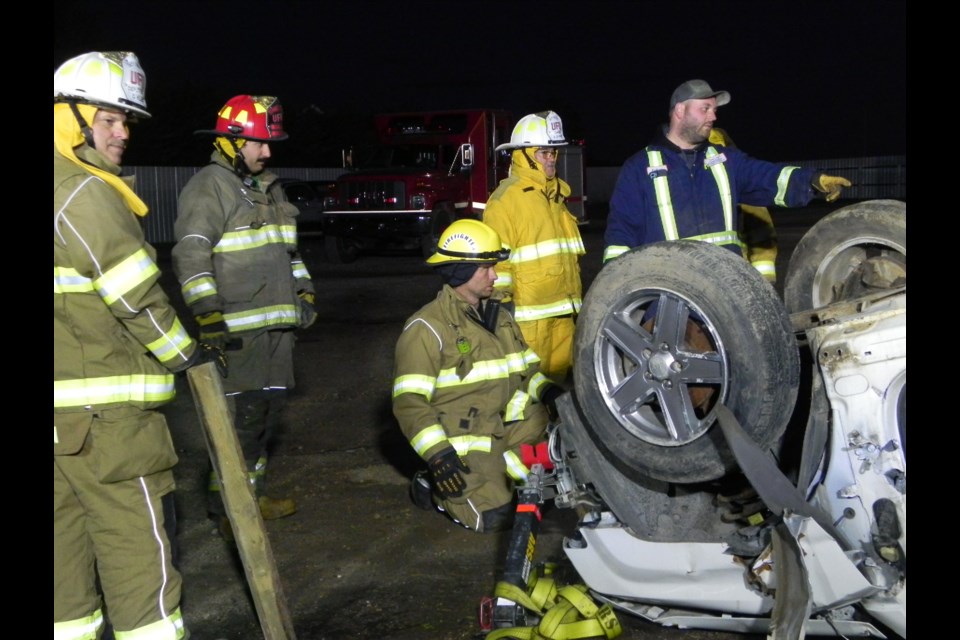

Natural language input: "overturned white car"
[549,200,906,638]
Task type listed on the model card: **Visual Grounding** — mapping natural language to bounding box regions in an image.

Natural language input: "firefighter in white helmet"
[54,50,215,640]
[172,95,316,540]
[483,111,585,385]
[393,219,563,533]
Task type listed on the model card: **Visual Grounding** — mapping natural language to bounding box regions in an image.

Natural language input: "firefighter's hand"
[540,384,565,423]
[195,311,227,349]
[428,448,470,499]
[188,341,228,378]
[812,173,852,202]
[297,291,317,329]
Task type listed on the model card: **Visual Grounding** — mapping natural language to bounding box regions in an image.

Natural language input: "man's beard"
[681,122,709,145]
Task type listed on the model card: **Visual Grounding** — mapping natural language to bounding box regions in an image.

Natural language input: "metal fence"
[130,156,905,244]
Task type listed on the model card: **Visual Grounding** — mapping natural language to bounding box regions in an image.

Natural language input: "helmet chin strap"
[521,148,538,171]
[214,137,254,181]
[68,101,95,149]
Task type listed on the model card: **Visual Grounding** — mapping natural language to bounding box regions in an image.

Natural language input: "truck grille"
[343,180,406,210]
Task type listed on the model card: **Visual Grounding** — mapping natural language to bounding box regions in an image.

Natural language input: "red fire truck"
[320,109,586,263]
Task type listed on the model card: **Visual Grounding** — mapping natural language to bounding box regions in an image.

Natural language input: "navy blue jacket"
[603,127,819,262]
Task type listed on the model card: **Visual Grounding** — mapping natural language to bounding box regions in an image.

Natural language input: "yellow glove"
[812,173,852,202]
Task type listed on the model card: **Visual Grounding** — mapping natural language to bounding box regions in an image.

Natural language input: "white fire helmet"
[495,110,568,151]
[54,51,150,119]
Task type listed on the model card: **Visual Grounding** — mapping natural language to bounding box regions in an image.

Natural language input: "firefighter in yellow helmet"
[708,127,779,283]
[483,111,585,385]
[172,95,316,540]
[54,51,218,640]
[393,219,563,533]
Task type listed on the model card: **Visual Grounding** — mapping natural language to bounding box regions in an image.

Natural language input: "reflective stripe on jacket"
[392,286,551,462]
[54,146,195,411]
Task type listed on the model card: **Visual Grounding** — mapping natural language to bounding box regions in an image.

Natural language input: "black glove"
[428,448,470,498]
[195,311,227,349]
[540,384,565,423]
[187,341,228,378]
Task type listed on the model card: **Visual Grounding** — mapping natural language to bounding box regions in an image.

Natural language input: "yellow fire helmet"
[426,219,510,265]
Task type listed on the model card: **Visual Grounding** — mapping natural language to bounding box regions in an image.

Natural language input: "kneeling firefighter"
[392,219,561,533]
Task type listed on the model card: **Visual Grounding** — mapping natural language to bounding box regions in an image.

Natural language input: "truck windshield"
[356,144,444,170]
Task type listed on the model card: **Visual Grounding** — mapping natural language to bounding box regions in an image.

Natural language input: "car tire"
[573,241,800,484]
[421,205,455,259]
[783,199,906,313]
[324,234,360,264]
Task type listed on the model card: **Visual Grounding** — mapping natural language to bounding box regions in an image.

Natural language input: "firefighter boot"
[258,495,297,520]
[218,517,235,543]
[410,470,434,511]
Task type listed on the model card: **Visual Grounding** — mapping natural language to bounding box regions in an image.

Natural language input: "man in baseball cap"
[603,78,851,264]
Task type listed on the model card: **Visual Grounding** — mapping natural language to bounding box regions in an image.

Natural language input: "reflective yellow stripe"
[213,224,296,252]
[53,609,103,640]
[647,150,679,240]
[602,245,630,263]
[181,275,217,306]
[393,373,436,400]
[53,267,95,293]
[775,166,799,207]
[411,424,449,457]
[505,347,540,373]
[54,374,175,408]
[503,449,529,481]
[224,304,298,332]
[513,298,582,322]
[113,607,185,640]
[144,316,194,365]
[436,359,509,388]
[704,147,734,231]
[684,230,745,249]
[291,259,310,280]
[95,248,159,305]
[448,435,492,455]
[529,372,551,398]
[507,237,586,265]
[752,260,777,279]
[504,389,532,422]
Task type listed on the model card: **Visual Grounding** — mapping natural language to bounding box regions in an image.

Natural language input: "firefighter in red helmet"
[172,95,316,540]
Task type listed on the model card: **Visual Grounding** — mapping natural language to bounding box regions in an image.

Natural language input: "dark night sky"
[54,0,906,167]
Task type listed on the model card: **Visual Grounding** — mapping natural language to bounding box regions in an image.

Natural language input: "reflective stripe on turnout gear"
[53,608,104,640]
[54,374,176,408]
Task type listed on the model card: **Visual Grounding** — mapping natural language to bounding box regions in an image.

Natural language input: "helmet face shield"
[197,95,289,142]
[54,51,150,119]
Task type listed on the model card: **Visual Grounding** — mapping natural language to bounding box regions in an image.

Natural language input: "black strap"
[713,403,850,550]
